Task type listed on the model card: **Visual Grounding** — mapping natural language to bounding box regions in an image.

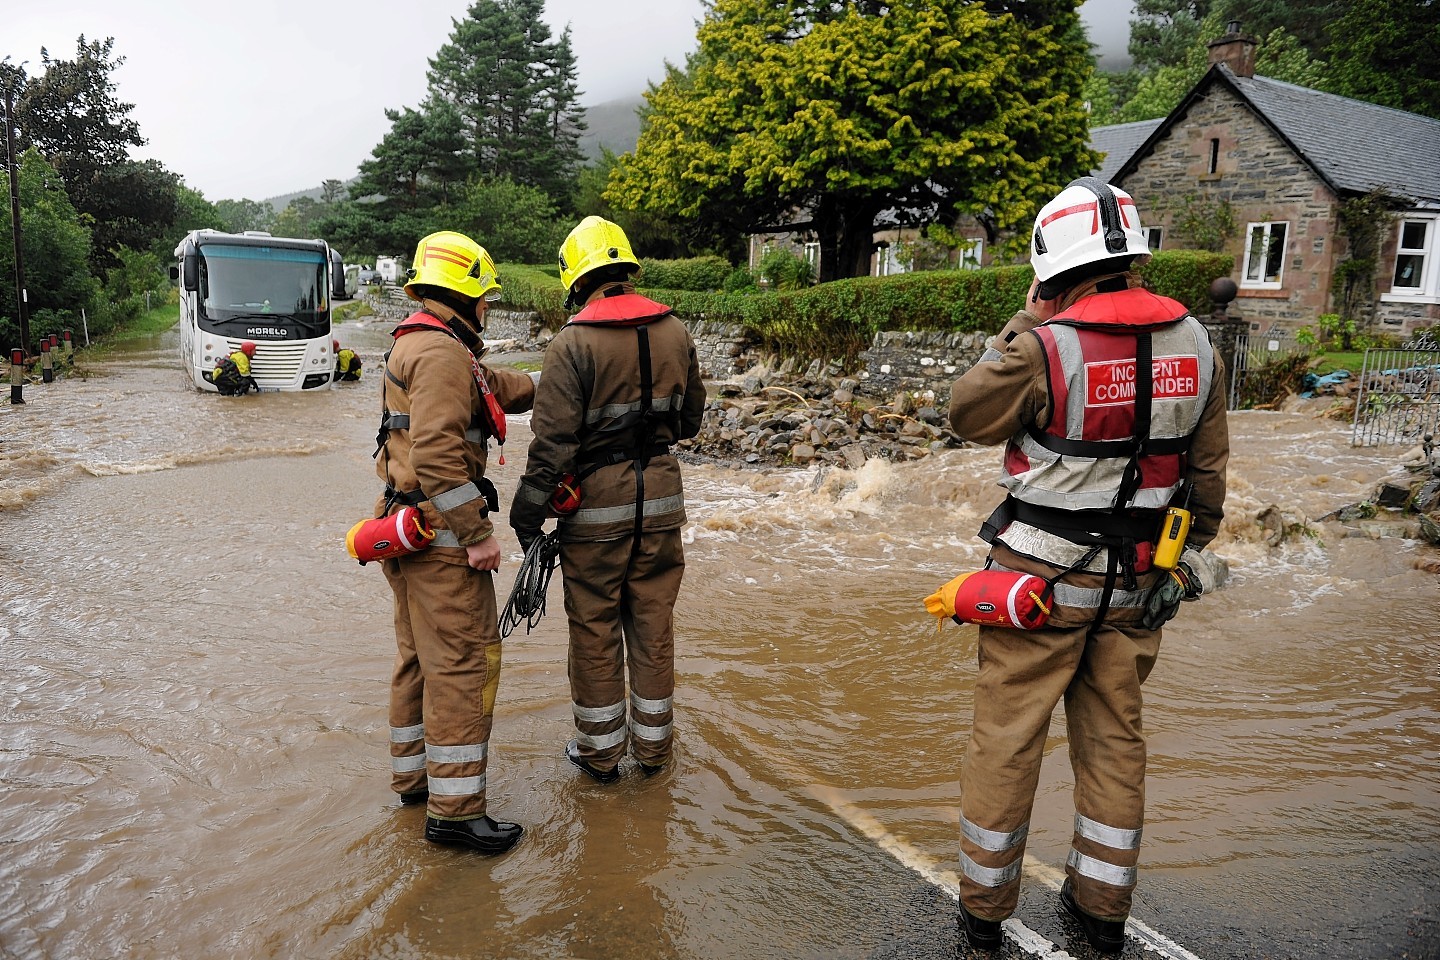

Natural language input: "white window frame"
[1382,214,1440,303]
[1241,221,1288,289]
[875,243,909,277]
[958,238,984,270]
[802,241,820,271]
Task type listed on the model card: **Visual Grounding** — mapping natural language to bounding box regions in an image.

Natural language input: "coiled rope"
[499,531,562,639]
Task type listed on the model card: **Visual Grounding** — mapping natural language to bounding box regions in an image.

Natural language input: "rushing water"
[1,327,1436,960]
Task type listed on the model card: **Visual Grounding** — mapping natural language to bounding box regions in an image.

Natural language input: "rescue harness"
[979,285,1199,620]
[563,290,682,542]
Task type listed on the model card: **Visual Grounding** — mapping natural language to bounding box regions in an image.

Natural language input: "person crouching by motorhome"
[206,340,260,395]
[509,217,705,784]
[334,339,363,381]
[946,179,1228,954]
[373,230,535,855]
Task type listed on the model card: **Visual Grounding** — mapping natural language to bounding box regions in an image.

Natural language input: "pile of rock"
[677,362,967,467]
[1319,439,1440,563]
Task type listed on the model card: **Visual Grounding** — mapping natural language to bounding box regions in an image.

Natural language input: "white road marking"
[804,782,1203,960]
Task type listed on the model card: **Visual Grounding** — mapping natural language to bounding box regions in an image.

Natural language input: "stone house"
[1108,25,1440,337]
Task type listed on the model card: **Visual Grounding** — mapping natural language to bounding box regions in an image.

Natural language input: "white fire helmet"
[1031,177,1150,285]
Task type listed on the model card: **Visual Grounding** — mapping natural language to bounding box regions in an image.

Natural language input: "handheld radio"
[1153,484,1193,570]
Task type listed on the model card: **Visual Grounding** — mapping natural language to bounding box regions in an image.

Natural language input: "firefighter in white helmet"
[947,179,1230,952]
[509,216,705,783]
[372,230,535,854]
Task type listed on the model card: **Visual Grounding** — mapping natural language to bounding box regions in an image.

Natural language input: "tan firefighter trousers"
[560,532,684,772]
[384,553,503,821]
[959,619,1162,923]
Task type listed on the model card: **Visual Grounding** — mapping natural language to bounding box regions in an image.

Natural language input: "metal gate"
[1351,331,1440,446]
[1228,329,1308,409]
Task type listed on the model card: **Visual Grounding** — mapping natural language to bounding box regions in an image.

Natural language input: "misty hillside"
[579,97,645,160]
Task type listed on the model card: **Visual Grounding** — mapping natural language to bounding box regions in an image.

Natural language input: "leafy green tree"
[575,148,688,258]
[351,101,468,212]
[170,185,223,237]
[1321,0,1440,120]
[13,37,183,271]
[1128,0,1214,72]
[426,0,587,202]
[0,150,100,348]
[446,176,567,264]
[609,0,1096,280]
[1113,13,1325,122]
[81,159,181,268]
[320,179,347,204]
[14,37,143,187]
[214,198,276,234]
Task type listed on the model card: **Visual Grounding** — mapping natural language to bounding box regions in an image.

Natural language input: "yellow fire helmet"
[558,216,639,296]
[404,231,501,303]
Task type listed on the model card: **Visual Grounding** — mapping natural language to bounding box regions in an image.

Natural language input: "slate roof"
[1114,64,1440,207]
[1089,119,1164,183]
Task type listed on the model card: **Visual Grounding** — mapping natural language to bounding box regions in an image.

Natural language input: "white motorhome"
[375,256,404,285]
[171,230,346,392]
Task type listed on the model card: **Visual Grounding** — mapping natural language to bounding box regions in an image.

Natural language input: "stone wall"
[855,329,990,396]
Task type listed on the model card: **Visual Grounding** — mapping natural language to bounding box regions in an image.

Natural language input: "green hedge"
[497,264,568,327]
[637,256,732,292]
[1138,250,1233,317]
[498,250,1234,360]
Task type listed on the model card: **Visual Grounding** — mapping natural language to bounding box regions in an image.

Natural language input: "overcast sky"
[5,0,1135,203]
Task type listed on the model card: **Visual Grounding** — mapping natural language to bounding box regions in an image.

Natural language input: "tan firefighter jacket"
[511,282,706,542]
[374,300,535,552]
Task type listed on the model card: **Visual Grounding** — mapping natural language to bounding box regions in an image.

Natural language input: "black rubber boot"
[959,902,1003,950]
[399,789,428,805]
[1059,879,1125,954]
[566,739,620,784]
[638,761,666,777]
[424,815,523,855]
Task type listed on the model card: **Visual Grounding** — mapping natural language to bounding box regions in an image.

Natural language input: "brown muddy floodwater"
[1,327,1437,960]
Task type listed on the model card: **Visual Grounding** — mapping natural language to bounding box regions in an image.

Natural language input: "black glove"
[515,528,542,555]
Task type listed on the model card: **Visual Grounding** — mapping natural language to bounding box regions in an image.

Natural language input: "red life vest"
[1002,288,1213,514]
[568,292,672,327]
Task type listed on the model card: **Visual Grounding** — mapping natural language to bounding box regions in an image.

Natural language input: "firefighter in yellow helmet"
[947,179,1230,952]
[371,230,535,854]
[509,216,705,783]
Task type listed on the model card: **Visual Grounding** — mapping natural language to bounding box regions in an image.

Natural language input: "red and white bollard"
[40,338,54,384]
[62,330,74,360]
[9,348,23,405]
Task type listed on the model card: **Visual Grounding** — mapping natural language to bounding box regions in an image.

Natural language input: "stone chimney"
[1207,19,1257,78]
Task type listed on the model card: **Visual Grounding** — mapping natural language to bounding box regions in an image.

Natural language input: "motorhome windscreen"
[199,245,328,333]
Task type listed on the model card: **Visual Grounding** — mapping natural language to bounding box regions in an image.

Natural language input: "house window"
[876,244,909,277]
[1208,138,1219,175]
[802,242,820,271]
[1386,216,1439,301]
[958,238,984,270]
[1242,221,1288,288]
[1146,226,1163,251]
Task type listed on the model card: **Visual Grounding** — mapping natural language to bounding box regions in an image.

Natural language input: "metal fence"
[1351,331,1440,447]
[1228,329,1309,409]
